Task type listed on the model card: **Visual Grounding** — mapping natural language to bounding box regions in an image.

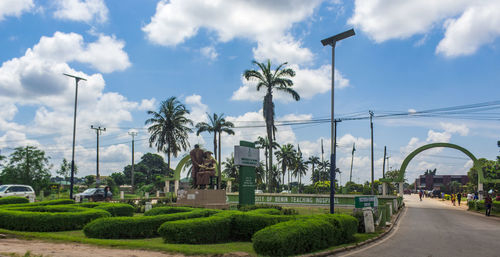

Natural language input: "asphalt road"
[336,194,500,257]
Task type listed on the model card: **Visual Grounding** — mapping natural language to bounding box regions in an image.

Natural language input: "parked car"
[74,188,112,202]
[0,184,36,198]
[255,190,264,194]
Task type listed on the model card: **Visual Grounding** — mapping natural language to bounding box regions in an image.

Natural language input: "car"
[280,190,291,194]
[255,190,264,194]
[74,188,112,202]
[0,184,36,198]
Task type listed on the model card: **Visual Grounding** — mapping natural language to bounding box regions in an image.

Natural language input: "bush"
[159,214,233,244]
[246,208,282,215]
[77,203,135,217]
[0,199,75,209]
[0,196,29,205]
[238,204,282,212]
[312,214,358,243]
[0,205,110,231]
[144,206,195,216]
[252,218,335,256]
[468,200,500,213]
[83,209,217,239]
[230,212,293,241]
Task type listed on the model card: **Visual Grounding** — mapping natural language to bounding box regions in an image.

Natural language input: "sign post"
[354,196,378,208]
[235,141,259,206]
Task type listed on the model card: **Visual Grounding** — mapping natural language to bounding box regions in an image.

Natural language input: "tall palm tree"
[195,113,234,189]
[275,143,296,191]
[244,60,299,191]
[305,156,320,181]
[145,97,193,171]
[254,136,279,191]
[222,154,238,181]
[293,151,307,193]
[318,160,330,181]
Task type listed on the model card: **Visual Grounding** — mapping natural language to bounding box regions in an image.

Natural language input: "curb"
[303,204,406,257]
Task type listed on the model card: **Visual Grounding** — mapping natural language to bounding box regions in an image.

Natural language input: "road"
[336,194,500,257]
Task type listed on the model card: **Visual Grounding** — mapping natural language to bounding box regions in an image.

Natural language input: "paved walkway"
[335,194,500,257]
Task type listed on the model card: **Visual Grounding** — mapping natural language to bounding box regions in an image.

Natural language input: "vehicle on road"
[0,184,35,198]
[255,190,264,194]
[74,188,112,202]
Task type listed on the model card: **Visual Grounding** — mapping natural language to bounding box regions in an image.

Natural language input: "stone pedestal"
[227,181,232,192]
[393,199,398,211]
[362,207,375,233]
[382,182,387,196]
[398,183,404,196]
[174,180,179,195]
[120,191,124,199]
[386,202,393,215]
[176,189,228,209]
[165,180,170,193]
[145,202,152,212]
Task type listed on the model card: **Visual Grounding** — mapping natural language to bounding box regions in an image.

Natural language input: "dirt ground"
[0,238,186,257]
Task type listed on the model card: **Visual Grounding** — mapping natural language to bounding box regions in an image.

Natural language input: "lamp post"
[321,28,355,214]
[63,73,86,200]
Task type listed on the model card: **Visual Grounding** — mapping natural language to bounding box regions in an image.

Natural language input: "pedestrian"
[419,190,423,201]
[485,194,493,216]
[451,193,456,206]
[457,192,462,206]
[473,192,478,201]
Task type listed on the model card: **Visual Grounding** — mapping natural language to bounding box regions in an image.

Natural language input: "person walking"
[457,192,462,206]
[419,190,423,201]
[485,194,493,216]
[451,193,456,206]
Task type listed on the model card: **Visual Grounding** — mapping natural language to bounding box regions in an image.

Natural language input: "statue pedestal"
[175,189,229,209]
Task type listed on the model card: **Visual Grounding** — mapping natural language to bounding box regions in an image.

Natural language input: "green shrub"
[0,205,110,231]
[230,212,293,241]
[312,214,358,243]
[468,200,500,212]
[0,199,75,209]
[76,203,134,217]
[0,196,29,205]
[238,204,282,212]
[252,218,335,256]
[159,214,232,244]
[144,206,194,216]
[83,209,217,239]
[246,208,282,215]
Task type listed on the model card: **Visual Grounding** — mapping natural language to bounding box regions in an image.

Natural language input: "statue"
[196,151,216,189]
[189,144,204,188]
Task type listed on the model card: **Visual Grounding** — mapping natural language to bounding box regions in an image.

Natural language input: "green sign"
[355,196,378,208]
[238,141,256,206]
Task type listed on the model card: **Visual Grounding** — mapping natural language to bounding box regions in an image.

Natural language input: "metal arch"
[397,143,478,182]
[169,155,221,181]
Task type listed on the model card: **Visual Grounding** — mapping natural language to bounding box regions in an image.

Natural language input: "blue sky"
[0,0,499,185]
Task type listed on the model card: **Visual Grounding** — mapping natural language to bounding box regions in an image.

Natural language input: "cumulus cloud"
[53,0,108,23]
[349,0,500,57]
[200,46,218,61]
[0,0,34,21]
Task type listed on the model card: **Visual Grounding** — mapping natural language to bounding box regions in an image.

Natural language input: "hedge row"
[0,196,29,205]
[143,206,195,216]
[76,203,135,217]
[468,200,500,212]
[252,214,358,256]
[0,199,75,209]
[83,209,218,239]
[0,205,110,232]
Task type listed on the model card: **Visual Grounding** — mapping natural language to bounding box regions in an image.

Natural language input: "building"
[414,174,468,192]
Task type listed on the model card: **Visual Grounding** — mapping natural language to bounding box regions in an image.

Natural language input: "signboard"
[355,196,378,208]
[234,145,259,167]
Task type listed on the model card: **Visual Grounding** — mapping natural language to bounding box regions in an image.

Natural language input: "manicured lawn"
[290,206,353,215]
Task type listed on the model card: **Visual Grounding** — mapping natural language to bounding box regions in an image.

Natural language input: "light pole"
[128,130,138,193]
[63,73,86,199]
[321,28,355,214]
[91,125,106,187]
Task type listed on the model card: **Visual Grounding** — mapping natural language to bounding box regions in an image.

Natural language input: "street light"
[321,28,355,214]
[63,73,86,199]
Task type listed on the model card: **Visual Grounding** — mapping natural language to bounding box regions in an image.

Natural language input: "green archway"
[396,143,480,183]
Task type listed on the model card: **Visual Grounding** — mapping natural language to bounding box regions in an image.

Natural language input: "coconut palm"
[222,154,238,181]
[195,113,234,188]
[145,97,193,171]
[275,143,296,191]
[292,150,307,193]
[305,156,320,180]
[254,136,279,191]
[318,160,330,181]
[244,60,299,192]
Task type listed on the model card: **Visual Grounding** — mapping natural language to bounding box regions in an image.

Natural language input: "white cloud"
[349,0,500,57]
[200,46,218,61]
[440,122,469,136]
[138,98,156,111]
[337,134,371,150]
[0,0,33,21]
[426,130,451,143]
[253,35,314,65]
[53,0,108,23]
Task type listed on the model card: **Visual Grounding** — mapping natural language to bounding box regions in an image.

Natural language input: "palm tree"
[254,136,279,191]
[305,155,320,181]
[293,151,307,193]
[275,143,296,191]
[145,97,193,171]
[244,60,299,192]
[318,160,330,181]
[195,113,234,189]
[222,154,238,181]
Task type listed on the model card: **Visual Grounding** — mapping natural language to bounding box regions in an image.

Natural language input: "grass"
[0,251,45,257]
[290,206,353,215]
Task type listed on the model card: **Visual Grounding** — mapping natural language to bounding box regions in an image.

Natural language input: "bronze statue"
[189,144,204,187]
[196,151,216,189]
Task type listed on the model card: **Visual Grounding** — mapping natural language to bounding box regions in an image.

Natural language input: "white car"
[0,184,36,198]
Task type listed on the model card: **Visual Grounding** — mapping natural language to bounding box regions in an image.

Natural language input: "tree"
[255,136,279,191]
[424,168,437,176]
[318,160,330,181]
[306,155,320,182]
[84,175,95,188]
[222,154,238,181]
[56,158,78,182]
[0,146,52,193]
[292,150,307,193]
[110,172,126,186]
[122,153,171,190]
[467,158,500,193]
[145,97,193,171]
[275,143,296,191]
[196,113,234,189]
[244,60,299,193]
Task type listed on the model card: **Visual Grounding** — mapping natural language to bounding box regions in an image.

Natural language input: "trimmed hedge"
[0,199,75,209]
[77,203,135,217]
[246,208,282,215]
[83,209,218,239]
[230,212,293,241]
[0,196,29,205]
[252,218,336,256]
[159,214,233,244]
[0,205,110,231]
[144,206,195,216]
[468,200,500,213]
[312,214,358,243]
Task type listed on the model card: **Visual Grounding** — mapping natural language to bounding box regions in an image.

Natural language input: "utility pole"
[128,130,137,193]
[386,156,390,172]
[63,73,86,199]
[91,125,106,187]
[349,143,355,183]
[369,110,374,195]
[382,146,386,178]
[321,138,324,176]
